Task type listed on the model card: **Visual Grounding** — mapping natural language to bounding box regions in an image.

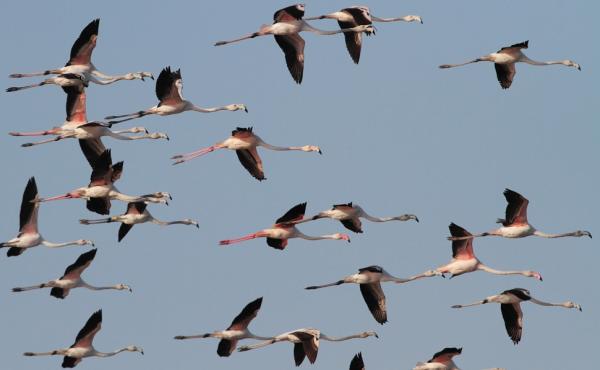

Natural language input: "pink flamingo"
[219,202,350,249]
[171,127,321,180]
[8,19,152,92]
[0,177,93,257]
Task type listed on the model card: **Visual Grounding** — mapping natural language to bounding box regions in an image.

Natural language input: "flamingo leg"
[171,145,220,165]
[9,129,59,136]
[219,232,263,246]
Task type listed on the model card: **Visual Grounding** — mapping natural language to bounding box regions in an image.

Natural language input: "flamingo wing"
[292,331,319,365]
[274,34,305,84]
[232,127,254,139]
[359,282,387,324]
[498,40,529,53]
[340,218,363,233]
[274,5,305,22]
[126,201,147,215]
[118,223,135,242]
[449,223,474,259]
[71,310,102,348]
[228,297,263,330]
[501,303,524,344]
[267,237,288,250]
[67,19,99,66]
[61,356,81,368]
[235,148,265,181]
[293,342,307,366]
[217,338,238,357]
[87,197,111,216]
[19,177,39,234]
[276,202,307,224]
[50,287,70,299]
[79,139,107,169]
[502,189,529,226]
[88,149,113,186]
[64,86,87,123]
[7,247,25,257]
[155,67,183,105]
[338,8,372,64]
[349,352,365,370]
[61,249,97,281]
[428,347,462,364]
[494,63,516,89]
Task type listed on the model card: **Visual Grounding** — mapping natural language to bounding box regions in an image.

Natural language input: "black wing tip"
[448,222,470,236]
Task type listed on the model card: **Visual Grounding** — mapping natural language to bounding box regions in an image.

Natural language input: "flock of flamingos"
[2,4,590,370]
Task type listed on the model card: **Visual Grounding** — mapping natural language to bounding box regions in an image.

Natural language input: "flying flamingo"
[448,189,592,241]
[104,67,247,124]
[0,177,93,257]
[12,249,131,298]
[350,353,364,370]
[452,288,581,344]
[23,310,143,368]
[9,85,169,147]
[80,201,198,242]
[305,265,441,324]
[412,223,543,281]
[8,19,152,92]
[219,202,350,249]
[174,297,273,357]
[237,328,378,366]
[439,41,580,89]
[413,347,462,370]
[293,202,418,233]
[304,6,422,64]
[214,4,375,83]
[36,141,170,215]
[171,127,321,180]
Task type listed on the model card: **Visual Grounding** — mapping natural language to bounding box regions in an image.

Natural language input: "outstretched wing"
[227,297,263,330]
[274,5,304,22]
[274,34,305,84]
[338,8,372,64]
[494,63,516,89]
[61,249,97,281]
[501,303,523,344]
[276,202,307,224]
[68,19,100,66]
[19,177,39,234]
[502,189,529,226]
[359,282,387,324]
[449,223,474,259]
[236,148,265,181]
[155,67,183,105]
[71,310,102,348]
[64,86,87,123]
[350,352,365,370]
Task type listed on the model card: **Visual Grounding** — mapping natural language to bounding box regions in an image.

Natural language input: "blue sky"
[1,1,597,369]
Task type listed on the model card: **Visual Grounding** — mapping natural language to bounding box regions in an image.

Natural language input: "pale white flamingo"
[9,85,168,146]
[237,328,377,366]
[305,265,440,324]
[448,189,592,240]
[350,352,365,370]
[0,177,93,257]
[439,41,580,89]
[214,4,375,83]
[452,288,581,344]
[80,201,198,242]
[105,67,247,124]
[412,223,542,281]
[12,249,131,298]
[294,202,418,233]
[304,6,422,64]
[36,141,170,215]
[413,347,462,370]
[24,310,143,368]
[171,127,321,180]
[219,203,350,249]
[174,297,272,357]
[8,19,152,91]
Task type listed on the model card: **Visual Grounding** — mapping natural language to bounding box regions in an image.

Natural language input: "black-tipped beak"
[414,217,419,223]
[91,242,95,247]
[318,149,322,155]
[577,66,581,71]
[374,333,379,338]
[579,306,582,312]
[195,224,200,229]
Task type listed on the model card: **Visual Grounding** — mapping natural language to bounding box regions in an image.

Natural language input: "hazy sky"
[1,1,597,370]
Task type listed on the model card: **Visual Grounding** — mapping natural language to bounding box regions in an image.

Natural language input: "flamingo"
[214,4,375,83]
[0,177,93,257]
[448,189,592,240]
[9,85,169,147]
[219,202,350,249]
[174,297,273,357]
[305,265,441,324]
[350,353,364,370]
[237,328,378,366]
[36,140,170,215]
[23,309,143,368]
[12,249,131,298]
[452,288,581,344]
[439,41,580,89]
[294,202,418,233]
[80,201,198,242]
[412,223,543,281]
[413,347,463,370]
[8,19,152,92]
[104,67,247,124]
[304,6,422,64]
[171,127,321,180]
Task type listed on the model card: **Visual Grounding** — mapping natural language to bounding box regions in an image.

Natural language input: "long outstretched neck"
[151,218,195,226]
[533,230,592,238]
[477,264,541,280]
[189,104,236,113]
[94,348,131,357]
[80,281,127,291]
[361,211,418,223]
[260,142,301,151]
[247,332,275,341]
[42,240,88,248]
[320,333,368,341]
[215,28,269,46]
[10,69,62,78]
[238,338,278,351]
[372,15,421,23]
[296,231,348,241]
[529,297,575,308]
[382,274,411,284]
[304,12,345,21]
[519,55,570,67]
[171,143,225,165]
[302,21,361,36]
[219,231,267,246]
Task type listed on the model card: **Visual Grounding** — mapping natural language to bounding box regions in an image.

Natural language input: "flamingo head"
[563,60,581,70]
[301,145,321,154]
[528,271,543,281]
[126,345,144,355]
[117,284,133,292]
[335,233,351,242]
[564,301,582,311]
[361,330,379,338]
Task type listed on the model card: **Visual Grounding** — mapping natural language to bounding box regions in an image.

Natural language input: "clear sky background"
[1,1,598,369]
